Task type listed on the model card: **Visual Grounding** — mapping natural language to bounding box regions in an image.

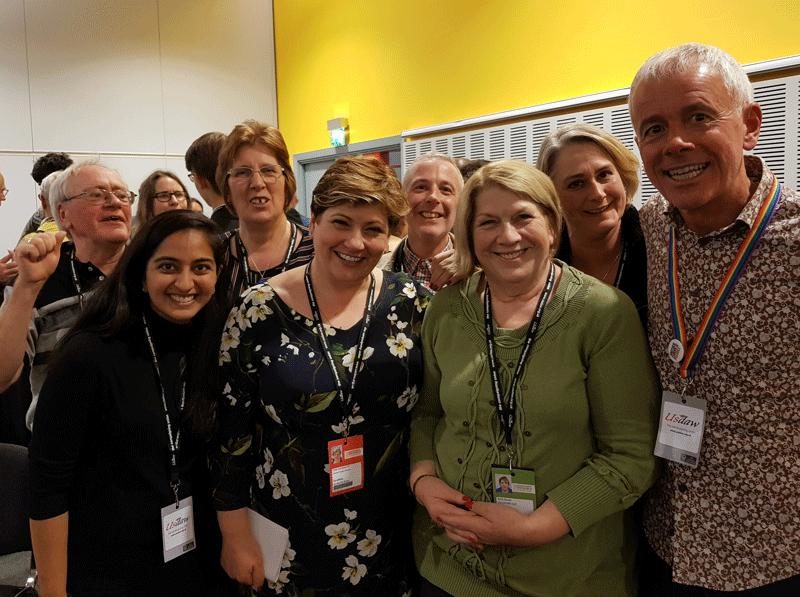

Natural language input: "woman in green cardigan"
[409,160,659,597]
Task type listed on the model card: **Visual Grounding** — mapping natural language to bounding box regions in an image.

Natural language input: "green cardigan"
[410,265,659,597]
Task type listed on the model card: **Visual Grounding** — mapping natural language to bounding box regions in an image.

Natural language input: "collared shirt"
[640,156,800,591]
[399,235,453,289]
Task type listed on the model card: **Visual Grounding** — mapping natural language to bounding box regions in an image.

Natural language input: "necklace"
[599,248,621,283]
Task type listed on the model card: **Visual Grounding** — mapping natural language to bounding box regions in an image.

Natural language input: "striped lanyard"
[667,178,782,382]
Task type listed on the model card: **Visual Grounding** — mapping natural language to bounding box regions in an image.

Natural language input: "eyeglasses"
[64,187,136,205]
[227,166,285,184]
[153,190,188,203]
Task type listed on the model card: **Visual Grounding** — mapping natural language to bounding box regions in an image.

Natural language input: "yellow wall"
[274,0,800,155]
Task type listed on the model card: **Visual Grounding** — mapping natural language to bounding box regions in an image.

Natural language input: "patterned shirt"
[640,157,800,591]
[219,223,314,305]
[396,235,453,289]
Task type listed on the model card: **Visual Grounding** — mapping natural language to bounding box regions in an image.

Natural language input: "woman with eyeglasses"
[216,120,313,304]
[133,170,191,235]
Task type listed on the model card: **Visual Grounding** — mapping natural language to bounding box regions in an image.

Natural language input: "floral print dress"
[211,271,431,596]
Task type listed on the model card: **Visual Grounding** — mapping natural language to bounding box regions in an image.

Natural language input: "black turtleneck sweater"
[29,313,226,595]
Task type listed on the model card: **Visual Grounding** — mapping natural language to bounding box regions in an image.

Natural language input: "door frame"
[292,135,402,216]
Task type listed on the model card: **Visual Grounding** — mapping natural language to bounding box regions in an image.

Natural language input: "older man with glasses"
[0,160,134,428]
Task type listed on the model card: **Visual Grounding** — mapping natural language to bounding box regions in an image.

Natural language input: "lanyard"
[612,243,627,288]
[667,178,782,383]
[69,249,85,309]
[237,222,298,285]
[142,315,187,508]
[484,262,555,465]
[304,263,376,437]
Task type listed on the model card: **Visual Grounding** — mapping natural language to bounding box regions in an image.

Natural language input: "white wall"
[0,0,277,248]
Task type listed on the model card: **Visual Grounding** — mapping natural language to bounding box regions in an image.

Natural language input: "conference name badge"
[161,496,196,563]
[328,435,365,497]
[654,391,707,468]
[490,465,536,514]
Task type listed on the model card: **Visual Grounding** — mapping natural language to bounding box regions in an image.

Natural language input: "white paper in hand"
[247,508,290,583]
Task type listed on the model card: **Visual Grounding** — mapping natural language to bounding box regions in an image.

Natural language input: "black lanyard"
[484,262,555,462]
[303,263,376,437]
[69,249,85,309]
[142,315,186,508]
[237,222,298,286]
[612,243,627,288]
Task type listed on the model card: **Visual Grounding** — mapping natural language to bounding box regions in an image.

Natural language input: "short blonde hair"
[537,123,640,203]
[216,120,296,214]
[312,155,408,231]
[453,160,562,279]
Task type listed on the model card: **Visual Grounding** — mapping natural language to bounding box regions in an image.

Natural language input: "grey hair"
[401,152,464,193]
[630,43,754,111]
[50,159,124,228]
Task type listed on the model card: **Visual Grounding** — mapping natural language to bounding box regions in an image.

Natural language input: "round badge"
[667,338,684,364]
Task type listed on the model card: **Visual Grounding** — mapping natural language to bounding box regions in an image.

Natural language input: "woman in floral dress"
[210,155,432,596]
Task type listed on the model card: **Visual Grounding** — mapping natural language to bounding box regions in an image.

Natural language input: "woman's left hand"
[438,500,570,548]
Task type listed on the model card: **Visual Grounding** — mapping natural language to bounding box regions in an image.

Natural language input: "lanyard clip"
[171,480,181,510]
[679,377,694,403]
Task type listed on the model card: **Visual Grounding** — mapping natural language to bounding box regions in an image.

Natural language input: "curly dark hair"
[31,152,73,185]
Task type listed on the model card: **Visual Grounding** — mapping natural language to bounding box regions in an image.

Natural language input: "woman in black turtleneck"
[29,211,232,597]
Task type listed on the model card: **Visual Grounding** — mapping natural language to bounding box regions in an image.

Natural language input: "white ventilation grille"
[402,74,800,207]
[451,135,466,158]
[752,81,787,182]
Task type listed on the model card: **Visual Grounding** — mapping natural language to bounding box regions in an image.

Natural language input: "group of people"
[0,41,796,597]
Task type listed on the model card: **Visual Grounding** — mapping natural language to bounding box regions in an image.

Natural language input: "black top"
[34,241,105,310]
[556,205,648,326]
[210,205,239,233]
[29,313,229,595]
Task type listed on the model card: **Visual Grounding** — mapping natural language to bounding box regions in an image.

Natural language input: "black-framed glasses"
[227,166,285,184]
[153,190,188,203]
[64,187,136,205]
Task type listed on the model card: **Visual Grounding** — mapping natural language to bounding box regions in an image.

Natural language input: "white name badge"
[161,496,196,563]
[654,391,707,468]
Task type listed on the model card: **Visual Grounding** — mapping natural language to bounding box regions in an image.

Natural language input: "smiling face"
[404,160,462,251]
[549,142,627,241]
[227,143,287,227]
[58,165,132,246]
[152,176,188,216]
[630,67,761,225]
[472,185,556,291]
[144,229,217,324]
[310,202,390,286]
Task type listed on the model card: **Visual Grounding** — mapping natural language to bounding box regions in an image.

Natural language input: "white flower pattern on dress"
[395,385,419,412]
[342,345,375,373]
[341,555,367,586]
[387,333,413,358]
[325,522,356,550]
[269,470,290,499]
[357,529,382,557]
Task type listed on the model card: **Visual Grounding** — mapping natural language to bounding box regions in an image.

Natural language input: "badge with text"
[654,391,707,468]
[328,435,365,497]
[160,496,196,563]
[490,465,536,514]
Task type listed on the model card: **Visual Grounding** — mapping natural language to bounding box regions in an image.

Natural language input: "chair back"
[0,443,31,554]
